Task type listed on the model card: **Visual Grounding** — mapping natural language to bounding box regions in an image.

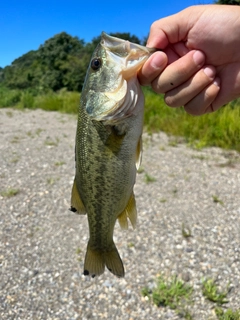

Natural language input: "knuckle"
[164,94,177,107]
[151,79,164,94]
[150,21,159,32]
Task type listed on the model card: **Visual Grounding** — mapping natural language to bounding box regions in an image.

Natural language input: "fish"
[70,32,155,278]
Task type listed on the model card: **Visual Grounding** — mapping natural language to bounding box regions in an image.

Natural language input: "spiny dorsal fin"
[118,192,137,230]
[136,136,142,170]
[70,178,86,215]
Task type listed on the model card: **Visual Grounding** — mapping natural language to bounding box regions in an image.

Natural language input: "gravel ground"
[0,108,240,320]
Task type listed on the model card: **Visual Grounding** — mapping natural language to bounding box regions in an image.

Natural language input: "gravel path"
[0,108,240,320]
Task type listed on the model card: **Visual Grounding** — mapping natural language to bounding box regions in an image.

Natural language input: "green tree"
[2,32,88,92]
[0,31,144,93]
[215,0,240,5]
[37,32,86,91]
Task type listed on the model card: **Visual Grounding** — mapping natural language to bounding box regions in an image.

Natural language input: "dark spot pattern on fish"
[83,270,89,276]
[69,206,77,212]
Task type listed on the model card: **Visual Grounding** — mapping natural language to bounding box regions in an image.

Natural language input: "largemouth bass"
[70,32,154,278]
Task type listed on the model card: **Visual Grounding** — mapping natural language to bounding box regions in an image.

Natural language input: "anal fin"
[70,178,86,214]
[118,192,137,230]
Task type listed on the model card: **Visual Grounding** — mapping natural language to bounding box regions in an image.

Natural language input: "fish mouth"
[101,32,155,78]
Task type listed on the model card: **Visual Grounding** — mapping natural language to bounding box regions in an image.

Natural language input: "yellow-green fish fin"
[136,136,142,170]
[104,244,125,278]
[118,209,129,230]
[84,243,124,278]
[84,246,105,277]
[70,179,86,214]
[118,192,137,230]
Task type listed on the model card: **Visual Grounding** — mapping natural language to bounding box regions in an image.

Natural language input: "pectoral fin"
[70,178,86,214]
[118,192,137,229]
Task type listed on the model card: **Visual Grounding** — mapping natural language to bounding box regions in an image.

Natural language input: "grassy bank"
[1,86,240,151]
[143,88,240,151]
[0,86,80,113]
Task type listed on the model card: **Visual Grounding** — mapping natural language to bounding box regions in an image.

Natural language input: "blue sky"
[0,0,213,68]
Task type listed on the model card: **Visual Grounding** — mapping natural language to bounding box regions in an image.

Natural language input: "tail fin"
[104,243,125,278]
[83,242,124,278]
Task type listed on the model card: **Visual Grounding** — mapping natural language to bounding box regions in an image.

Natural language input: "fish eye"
[91,58,102,70]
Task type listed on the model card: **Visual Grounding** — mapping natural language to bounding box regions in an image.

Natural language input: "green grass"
[34,90,79,113]
[76,247,82,262]
[142,276,192,309]
[202,278,229,305]
[0,188,20,197]
[142,275,193,317]
[143,87,240,151]
[215,307,240,320]
[0,86,80,114]
[212,195,224,205]
[46,177,59,185]
[54,161,66,166]
[142,275,239,319]
[44,137,59,147]
[144,172,156,183]
[1,85,240,151]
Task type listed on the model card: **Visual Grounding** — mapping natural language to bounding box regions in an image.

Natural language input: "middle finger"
[164,66,217,107]
[151,50,205,93]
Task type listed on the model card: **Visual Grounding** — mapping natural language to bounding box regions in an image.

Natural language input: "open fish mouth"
[101,32,156,77]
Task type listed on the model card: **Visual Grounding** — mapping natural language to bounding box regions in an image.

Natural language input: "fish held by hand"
[70,32,155,278]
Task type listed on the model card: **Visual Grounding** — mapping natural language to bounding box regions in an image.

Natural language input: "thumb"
[147,7,197,48]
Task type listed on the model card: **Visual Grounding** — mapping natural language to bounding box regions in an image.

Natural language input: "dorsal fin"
[136,136,142,170]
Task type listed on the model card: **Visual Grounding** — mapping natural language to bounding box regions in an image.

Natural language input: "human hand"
[139,5,240,115]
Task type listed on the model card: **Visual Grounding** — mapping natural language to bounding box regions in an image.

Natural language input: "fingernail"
[151,52,166,69]
[203,66,216,79]
[193,50,205,66]
[213,77,220,87]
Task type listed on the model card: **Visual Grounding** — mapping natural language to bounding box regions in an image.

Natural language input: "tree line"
[0,32,144,93]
